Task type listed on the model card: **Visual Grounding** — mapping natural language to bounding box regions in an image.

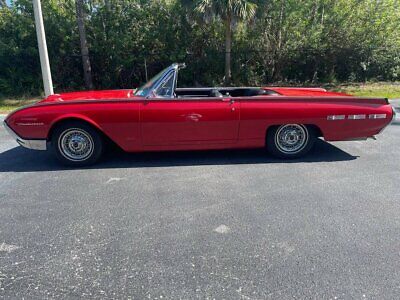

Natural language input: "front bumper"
[3,121,47,150]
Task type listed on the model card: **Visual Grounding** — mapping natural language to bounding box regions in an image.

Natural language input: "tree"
[1,0,399,97]
[75,0,94,89]
[183,0,257,85]
[0,0,7,8]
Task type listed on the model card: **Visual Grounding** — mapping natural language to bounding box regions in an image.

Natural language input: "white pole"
[32,0,54,96]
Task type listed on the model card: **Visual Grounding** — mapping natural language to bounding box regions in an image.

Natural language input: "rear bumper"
[3,121,47,150]
[392,105,398,122]
[377,106,397,135]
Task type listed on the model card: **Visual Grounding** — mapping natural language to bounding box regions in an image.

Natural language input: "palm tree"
[183,0,257,85]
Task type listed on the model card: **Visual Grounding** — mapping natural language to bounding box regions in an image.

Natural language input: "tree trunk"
[75,0,94,89]
[274,0,285,81]
[224,13,232,86]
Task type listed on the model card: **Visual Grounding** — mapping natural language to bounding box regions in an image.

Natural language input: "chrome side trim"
[3,121,47,150]
[327,115,345,120]
[348,114,366,120]
[369,114,387,119]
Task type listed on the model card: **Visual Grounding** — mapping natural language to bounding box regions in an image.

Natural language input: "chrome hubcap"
[58,129,94,161]
[275,124,308,154]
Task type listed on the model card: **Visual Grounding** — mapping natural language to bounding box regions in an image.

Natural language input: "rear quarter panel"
[239,97,393,142]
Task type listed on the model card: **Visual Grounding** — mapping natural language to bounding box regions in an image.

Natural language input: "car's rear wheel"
[267,124,315,158]
[51,121,103,166]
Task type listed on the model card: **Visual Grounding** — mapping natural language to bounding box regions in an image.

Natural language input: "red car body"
[3,64,395,162]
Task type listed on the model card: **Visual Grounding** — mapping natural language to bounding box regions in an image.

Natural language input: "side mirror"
[177,63,187,70]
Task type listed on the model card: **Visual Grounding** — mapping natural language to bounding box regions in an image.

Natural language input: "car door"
[140,96,240,146]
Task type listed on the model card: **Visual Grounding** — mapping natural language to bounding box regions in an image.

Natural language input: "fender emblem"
[16,122,45,126]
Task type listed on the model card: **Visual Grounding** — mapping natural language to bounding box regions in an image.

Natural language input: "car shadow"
[0,139,358,173]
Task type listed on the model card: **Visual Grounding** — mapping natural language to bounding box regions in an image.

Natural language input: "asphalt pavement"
[0,113,400,299]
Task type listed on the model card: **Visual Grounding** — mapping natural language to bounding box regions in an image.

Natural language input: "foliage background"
[0,0,399,96]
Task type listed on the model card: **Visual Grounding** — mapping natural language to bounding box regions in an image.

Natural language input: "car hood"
[39,89,136,103]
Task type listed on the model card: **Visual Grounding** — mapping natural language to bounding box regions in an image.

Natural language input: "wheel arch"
[47,115,108,143]
[265,123,324,143]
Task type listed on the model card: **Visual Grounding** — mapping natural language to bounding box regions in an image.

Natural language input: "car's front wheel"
[266,124,315,158]
[51,121,103,166]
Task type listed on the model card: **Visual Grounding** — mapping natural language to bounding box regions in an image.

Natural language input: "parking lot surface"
[0,118,399,299]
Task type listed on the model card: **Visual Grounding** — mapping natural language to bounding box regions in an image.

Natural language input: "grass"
[1,82,399,114]
[0,97,41,114]
[332,82,400,99]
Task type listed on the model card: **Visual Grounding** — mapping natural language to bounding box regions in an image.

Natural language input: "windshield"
[135,66,172,97]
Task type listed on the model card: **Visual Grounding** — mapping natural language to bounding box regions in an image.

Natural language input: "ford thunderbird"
[3,63,395,166]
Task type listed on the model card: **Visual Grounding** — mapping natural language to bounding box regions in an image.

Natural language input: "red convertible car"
[4,63,395,166]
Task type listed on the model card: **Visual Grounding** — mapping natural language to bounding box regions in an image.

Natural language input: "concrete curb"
[390,99,400,108]
[389,100,400,124]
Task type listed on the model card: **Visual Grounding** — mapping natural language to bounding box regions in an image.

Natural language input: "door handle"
[182,113,202,122]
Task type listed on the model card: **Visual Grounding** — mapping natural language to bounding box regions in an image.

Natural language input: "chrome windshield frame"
[135,63,185,99]
[153,69,176,98]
